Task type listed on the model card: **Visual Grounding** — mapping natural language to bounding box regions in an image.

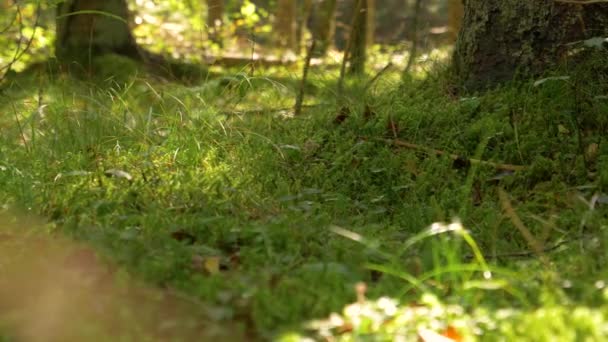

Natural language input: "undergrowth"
[1,53,608,340]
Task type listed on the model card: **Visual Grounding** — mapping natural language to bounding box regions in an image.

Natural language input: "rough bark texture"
[274,0,297,52]
[453,0,608,91]
[55,0,141,64]
[207,0,224,46]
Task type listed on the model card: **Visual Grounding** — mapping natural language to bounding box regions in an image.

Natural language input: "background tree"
[311,0,337,57]
[296,0,313,53]
[55,0,141,64]
[274,0,297,52]
[347,0,371,75]
[452,1,608,91]
[207,0,224,46]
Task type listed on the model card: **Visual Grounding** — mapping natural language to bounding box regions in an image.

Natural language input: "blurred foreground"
[0,211,241,342]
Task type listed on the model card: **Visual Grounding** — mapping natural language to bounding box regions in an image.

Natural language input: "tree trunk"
[348,0,369,75]
[55,0,141,64]
[296,0,313,54]
[274,0,297,52]
[452,0,608,91]
[207,0,224,46]
[311,0,337,56]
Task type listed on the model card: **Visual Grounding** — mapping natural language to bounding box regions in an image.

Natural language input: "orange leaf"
[444,326,462,342]
[418,328,456,342]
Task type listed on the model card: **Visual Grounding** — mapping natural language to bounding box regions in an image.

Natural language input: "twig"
[363,62,393,93]
[220,103,328,117]
[248,29,256,76]
[498,188,550,268]
[465,238,574,260]
[372,137,527,171]
[295,40,316,116]
[1,2,41,83]
[12,102,29,153]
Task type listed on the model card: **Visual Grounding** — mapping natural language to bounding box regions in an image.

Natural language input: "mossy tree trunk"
[55,0,141,64]
[274,0,297,52]
[452,0,608,91]
[207,0,224,46]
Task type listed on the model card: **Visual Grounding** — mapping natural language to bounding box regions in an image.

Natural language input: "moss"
[92,53,141,85]
[452,0,608,92]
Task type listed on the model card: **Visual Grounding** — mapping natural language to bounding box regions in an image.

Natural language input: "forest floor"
[1,53,608,341]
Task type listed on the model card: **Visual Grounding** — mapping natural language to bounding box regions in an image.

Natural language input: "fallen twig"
[220,103,327,116]
[464,238,576,260]
[372,137,527,171]
[498,188,551,268]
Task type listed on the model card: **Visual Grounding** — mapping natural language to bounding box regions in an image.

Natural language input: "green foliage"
[0,2,55,73]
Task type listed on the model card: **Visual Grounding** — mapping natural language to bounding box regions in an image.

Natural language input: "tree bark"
[55,0,141,64]
[452,0,608,91]
[348,0,369,75]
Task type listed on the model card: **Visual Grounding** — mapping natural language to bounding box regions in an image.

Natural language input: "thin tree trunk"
[348,0,368,75]
[404,0,422,74]
[296,0,313,54]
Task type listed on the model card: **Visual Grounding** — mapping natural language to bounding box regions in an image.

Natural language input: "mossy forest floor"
[1,53,608,341]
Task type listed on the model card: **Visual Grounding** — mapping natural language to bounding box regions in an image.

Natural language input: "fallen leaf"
[418,328,456,342]
[204,256,221,274]
[586,143,599,162]
[444,325,462,342]
[104,169,133,181]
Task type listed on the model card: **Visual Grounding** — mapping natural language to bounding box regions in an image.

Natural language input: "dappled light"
[2,0,608,340]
